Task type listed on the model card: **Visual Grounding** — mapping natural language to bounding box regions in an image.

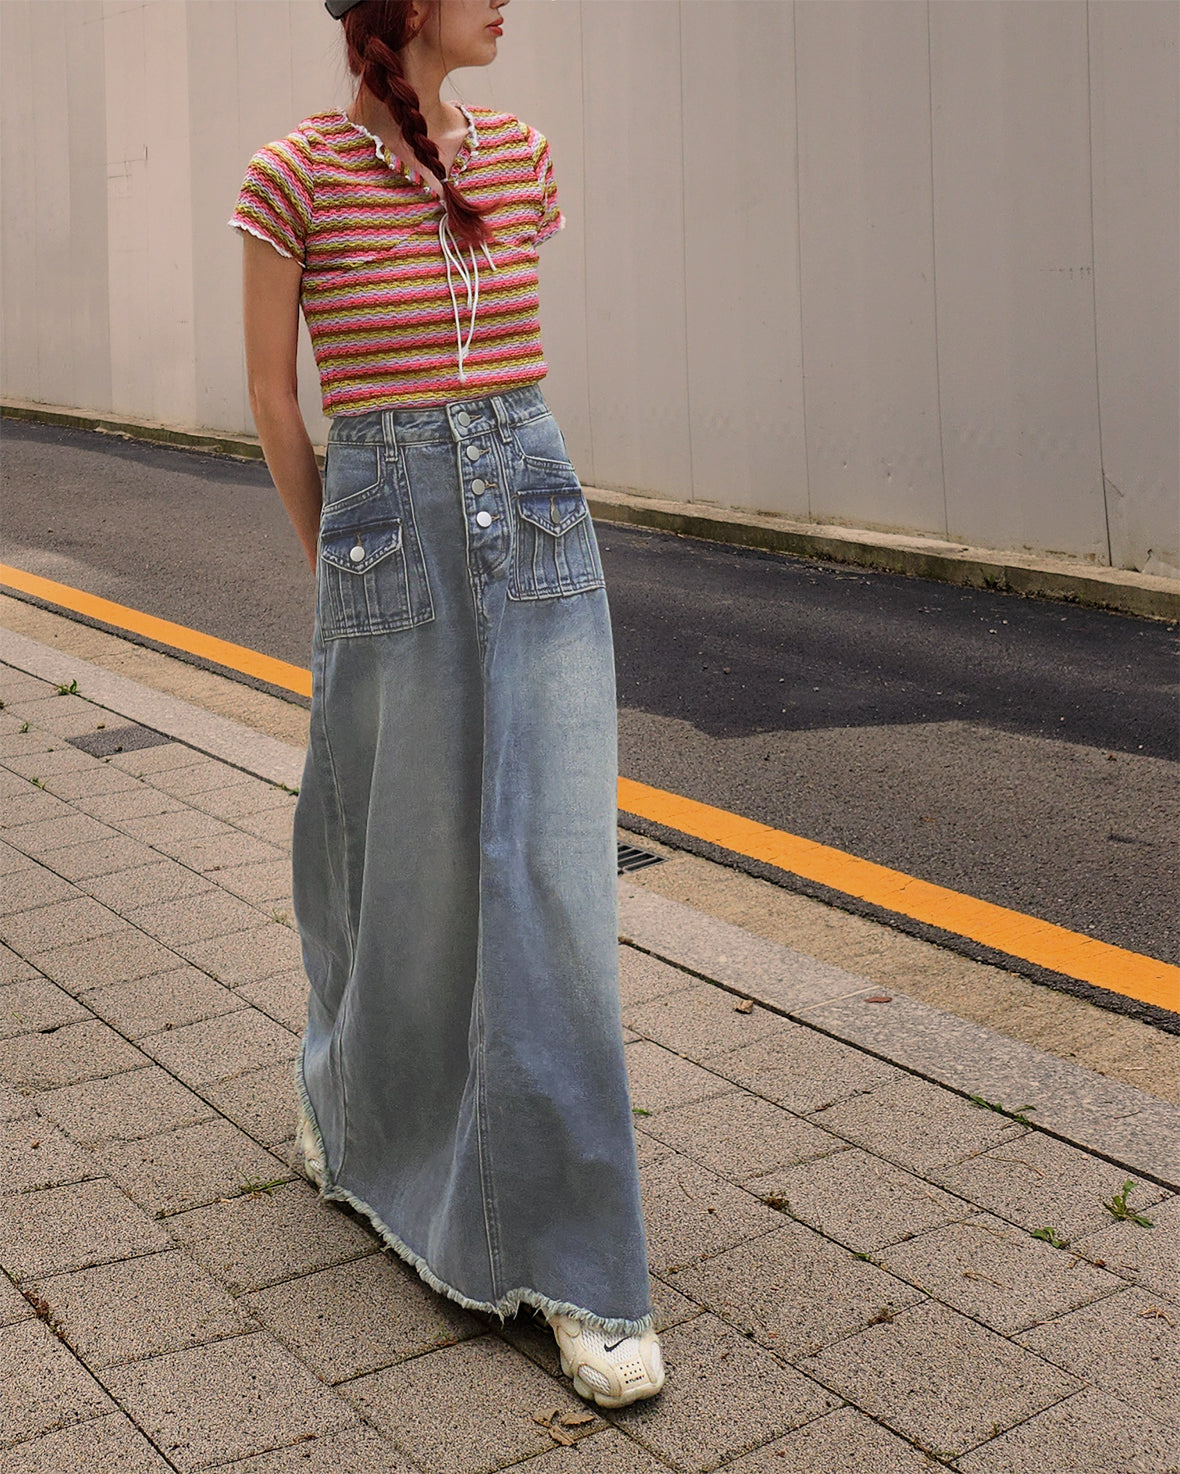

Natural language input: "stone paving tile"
[241,1249,482,1383]
[4,693,107,736]
[106,741,208,776]
[71,785,190,823]
[797,1299,1082,1459]
[2,1177,172,1280]
[178,922,303,986]
[639,1155,781,1275]
[624,1039,738,1117]
[623,982,787,1062]
[101,1330,355,1472]
[341,1332,591,1474]
[236,968,309,1033]
[0,940,38,985]
[814,1076,1027,1173]
[41,766,142,801]
[708,1024,904,1116]
[609,1313,839,1473]
[0,975,90,1038]
[98,1118,292,1217]
[0,789,75,830]
[141,760,260,797]
[1075,1193,1180,1302]
[81,966,245,1039]
[529,1429,677,1474]
[1,1269,35,1325]
[0,1079,36,1122]
[0,1018,146,1090]
[4,813,116,860]
[234,807,296,846]
[2,1115,103,1195]
[0,1317,114,1448]
[633,1130,675,1170]
[672,1218,924,1361]
[0,865,78,916]
[640,1091,846,1184]
[211,1423,420,1474]
[138,1007,299,1087]
[184,780,295,823]
[125,890,269,947]
[1017,1287,1180,1427]
[30,927,183,992]
[36,1065,215,1145]
[26,1248,254,1368]
[163,831,283,873]
[0,894,124,953]
[4,744,99,778]
[118,809,238,847]
[210,858,295,906]
[28,831,159,881]
[878,1213,1123,1334]
[722,1405,932,1474]
[0,838,36,872]
[932,1132,1172,1242]
[166,1179,375,1294]
[204,1060,300,1147]
[2,1411,176,1473]
[746,1147,970,1252]
[81,859,216,913]
[956,1385,1180,1473]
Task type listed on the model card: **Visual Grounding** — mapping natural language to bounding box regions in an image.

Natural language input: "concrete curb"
[6,397,1176,621]
[3,623,1173,1192]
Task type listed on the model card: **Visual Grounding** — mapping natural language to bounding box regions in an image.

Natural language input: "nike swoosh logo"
[603,1339,625,1353]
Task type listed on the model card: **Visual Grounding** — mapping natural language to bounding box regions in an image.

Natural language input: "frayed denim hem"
[290,1051,654,1339]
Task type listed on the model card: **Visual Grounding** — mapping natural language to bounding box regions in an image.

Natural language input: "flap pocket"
[321,517,402,573]
[516,491,588,539]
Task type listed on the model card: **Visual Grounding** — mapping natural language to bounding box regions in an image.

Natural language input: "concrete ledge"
[618,880,1180,1192]
[6,397,1176,621]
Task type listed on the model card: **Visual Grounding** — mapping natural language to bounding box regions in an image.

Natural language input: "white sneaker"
[296,1102,326,1189]
[548,1314,666,1407]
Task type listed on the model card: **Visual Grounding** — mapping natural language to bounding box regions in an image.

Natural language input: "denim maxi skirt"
[291,384,653,1335]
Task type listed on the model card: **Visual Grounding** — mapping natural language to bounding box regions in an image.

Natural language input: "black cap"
[324,0,364,17]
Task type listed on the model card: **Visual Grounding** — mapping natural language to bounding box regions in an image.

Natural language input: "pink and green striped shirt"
[230,106,564,413]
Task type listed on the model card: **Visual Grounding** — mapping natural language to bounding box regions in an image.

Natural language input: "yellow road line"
[619,777,1179,1013]
[0,564,312,698]
[4,564,1174,1012]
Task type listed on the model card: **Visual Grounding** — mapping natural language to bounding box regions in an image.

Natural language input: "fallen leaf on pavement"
[864,995,893,1004]
[733,998,753,1013]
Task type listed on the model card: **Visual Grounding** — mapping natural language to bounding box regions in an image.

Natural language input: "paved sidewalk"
[2,653,1178,1473]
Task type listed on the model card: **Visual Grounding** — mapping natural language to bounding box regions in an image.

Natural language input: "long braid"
[344,3,490,250]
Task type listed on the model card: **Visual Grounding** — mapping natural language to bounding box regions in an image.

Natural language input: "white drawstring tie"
[438,214,496,382]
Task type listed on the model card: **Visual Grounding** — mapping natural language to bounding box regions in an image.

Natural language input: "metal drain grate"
[68,723,173,758]
[617,843,666,875]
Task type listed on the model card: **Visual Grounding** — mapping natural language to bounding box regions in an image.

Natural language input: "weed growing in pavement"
[55,679,78,696]
[631,1106,651,1117]
[1103,1180,1155,1227]
[1030,1226,1072,1249]
[969,1094,1038,1125]
[236,1176,290,1198]
[29,776,44,789]
[277,782,300,795]
[19,721,29,733]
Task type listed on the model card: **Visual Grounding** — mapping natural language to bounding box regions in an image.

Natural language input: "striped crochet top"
[230,106,564,413]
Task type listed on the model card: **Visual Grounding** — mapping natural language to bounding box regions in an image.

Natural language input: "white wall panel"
[65,2,113,415]
[580,1,691,499]
[681,1,807,516]
[1,1,39,402]
[931,0,1106,559]
[1089,0,1180,576]
[796,0,944,533]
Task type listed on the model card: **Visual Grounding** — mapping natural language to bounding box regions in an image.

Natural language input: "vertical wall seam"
[578,1,595,487]
[790,1,811,520]
[678,1,694,503]
[1084,0,1114,567]
[925,0,950,538]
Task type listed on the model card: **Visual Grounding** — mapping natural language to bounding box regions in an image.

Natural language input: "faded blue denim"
[292,385,653,1334]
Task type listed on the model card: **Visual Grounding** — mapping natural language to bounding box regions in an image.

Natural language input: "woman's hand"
[242,233,323,571]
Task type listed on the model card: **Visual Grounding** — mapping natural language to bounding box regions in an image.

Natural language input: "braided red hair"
[343,0,490,250]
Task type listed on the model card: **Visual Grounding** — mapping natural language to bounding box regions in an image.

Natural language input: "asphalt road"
[4,418,1177,967]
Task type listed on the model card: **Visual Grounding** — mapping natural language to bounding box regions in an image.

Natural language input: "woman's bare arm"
[242,232,323,570]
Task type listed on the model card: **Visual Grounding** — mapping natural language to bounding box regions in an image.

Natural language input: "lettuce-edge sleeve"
[528,127,564,246]
[229,132,314,265]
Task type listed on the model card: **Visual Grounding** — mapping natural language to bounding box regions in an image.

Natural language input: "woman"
[231,0,664,1408]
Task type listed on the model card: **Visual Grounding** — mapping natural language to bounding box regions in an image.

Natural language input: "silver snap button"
[466,444,482,461]
[349,544,365,563]
[456,411,472,427]
[475,510,493,528]
[471,478,486,494]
